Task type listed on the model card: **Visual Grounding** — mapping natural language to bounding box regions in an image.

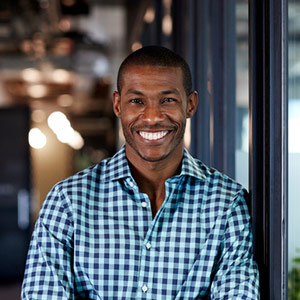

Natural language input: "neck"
[125,145,184,216]
[126,145,184,185]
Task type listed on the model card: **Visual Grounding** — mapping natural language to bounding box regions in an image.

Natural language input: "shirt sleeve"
[210,189,260,299]
[21,186,75,300]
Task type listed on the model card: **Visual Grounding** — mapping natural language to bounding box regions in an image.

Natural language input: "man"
[22,46,259,299]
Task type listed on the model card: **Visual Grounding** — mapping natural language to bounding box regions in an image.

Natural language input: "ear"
[186,91,199,118]
[112,91,121,118]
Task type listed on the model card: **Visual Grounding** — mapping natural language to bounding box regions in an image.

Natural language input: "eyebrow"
[126,89,144,95]
[160,89,179,95]
[125,89,179,96]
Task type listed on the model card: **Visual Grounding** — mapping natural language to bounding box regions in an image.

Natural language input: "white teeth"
[139,131,168,141]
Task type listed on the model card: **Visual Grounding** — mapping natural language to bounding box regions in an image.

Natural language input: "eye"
[130,98,143,104]
[162,97,177,103]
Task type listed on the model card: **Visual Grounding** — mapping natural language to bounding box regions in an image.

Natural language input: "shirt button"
[141,201,147,208]
[146,242,151,249]
[129,181,134,187]
[141,285,148,293]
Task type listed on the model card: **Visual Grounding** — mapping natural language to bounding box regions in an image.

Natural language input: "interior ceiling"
[1,1,299,149]
[0,0,149,154]
[0,0,90,55]
[0,0,149,56]
[0,0,118,52]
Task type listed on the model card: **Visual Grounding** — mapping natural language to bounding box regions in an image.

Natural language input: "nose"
[141,104,164,124]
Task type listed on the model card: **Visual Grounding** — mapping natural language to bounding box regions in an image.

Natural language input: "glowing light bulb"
[47,111,84,150]
[22,68,42,82]
[28,128,47,149]
[68,131,84,150]
[27,84,48,98]
[52,69,71,83]
[48,111,70,134]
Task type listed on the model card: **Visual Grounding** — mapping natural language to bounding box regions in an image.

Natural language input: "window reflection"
[288,1,300,299]
[235,0,249,189]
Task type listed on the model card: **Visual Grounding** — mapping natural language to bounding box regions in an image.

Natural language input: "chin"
[136,148,174,163]
[138,154,167,162]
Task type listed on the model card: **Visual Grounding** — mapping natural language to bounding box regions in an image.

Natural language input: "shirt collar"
[180,148,207,181]
[100,145,132,182]
[100,145,207,183]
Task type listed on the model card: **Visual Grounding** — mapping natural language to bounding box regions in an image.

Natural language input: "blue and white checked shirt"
[22,146,259,299]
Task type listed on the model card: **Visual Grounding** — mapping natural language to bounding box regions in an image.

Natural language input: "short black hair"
[117,45,193,96]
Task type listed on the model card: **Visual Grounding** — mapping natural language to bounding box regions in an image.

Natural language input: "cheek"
[121,105,143,121]
[165,108,186,122]
[120,110,137,129]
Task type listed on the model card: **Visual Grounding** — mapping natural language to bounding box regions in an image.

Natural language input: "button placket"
[141,201,148,208]
[141,285,148,293]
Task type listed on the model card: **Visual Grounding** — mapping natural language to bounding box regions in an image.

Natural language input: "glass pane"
[235,0,249,189]
[288,1,300,299]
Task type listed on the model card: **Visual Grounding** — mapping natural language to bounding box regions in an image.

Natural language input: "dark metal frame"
[209,0,236,178]
[249,0,288,299]
[181,0,211,167]
[182,0,236,178]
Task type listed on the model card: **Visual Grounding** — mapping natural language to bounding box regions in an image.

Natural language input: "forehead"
[120,65,184,92]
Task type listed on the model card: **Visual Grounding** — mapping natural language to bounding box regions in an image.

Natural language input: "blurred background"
[0,0,300,299]
[0,0,142,298]
[0,0,251,298]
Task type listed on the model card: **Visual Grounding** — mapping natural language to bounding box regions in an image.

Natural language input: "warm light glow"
[22,68,42,82]
[57,94,73,107]
[27,84,48,98]
[21,40,32,54]
[62,0,76,6]
[131,41,142,52]
[144,7,155,23]
[48,111,84,150]
[28,128,47,149]
[59,18,72,32]
[68,131,85,150]
[31,109,46,123]
[48,111,70,133]
[162,14,173,36]
[163,0,172,9]
[56,126,75,143]
[52,69,71,83]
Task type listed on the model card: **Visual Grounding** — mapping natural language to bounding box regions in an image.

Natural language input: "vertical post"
[249,0,288,298]
[154,0,163,45]
[193,0,210,165]
[171,0,185,56]
[186,0,211,166]
[210,0,236,178]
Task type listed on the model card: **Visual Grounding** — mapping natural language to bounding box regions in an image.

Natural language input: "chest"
[71,179,227,299]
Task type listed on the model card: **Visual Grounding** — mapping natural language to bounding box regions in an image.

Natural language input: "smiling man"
[22,46,259,299]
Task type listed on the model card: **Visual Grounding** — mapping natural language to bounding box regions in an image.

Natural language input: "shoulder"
[38,157,113,220]
[183,150,245,197]
[51,156,113,196]
[183,152,249,217]
[53,146,128,193]
[187,158,251,230]
[202,162,244,194]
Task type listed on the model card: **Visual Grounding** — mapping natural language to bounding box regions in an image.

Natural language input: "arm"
[210,190,260,299]
[21,186,74,300]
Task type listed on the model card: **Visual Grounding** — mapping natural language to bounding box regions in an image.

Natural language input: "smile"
[138,130,169,141]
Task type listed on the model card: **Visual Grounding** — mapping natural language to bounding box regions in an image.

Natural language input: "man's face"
[113,65,198,164]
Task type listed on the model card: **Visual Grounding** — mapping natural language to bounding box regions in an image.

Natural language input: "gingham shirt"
[22,146,259,299]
